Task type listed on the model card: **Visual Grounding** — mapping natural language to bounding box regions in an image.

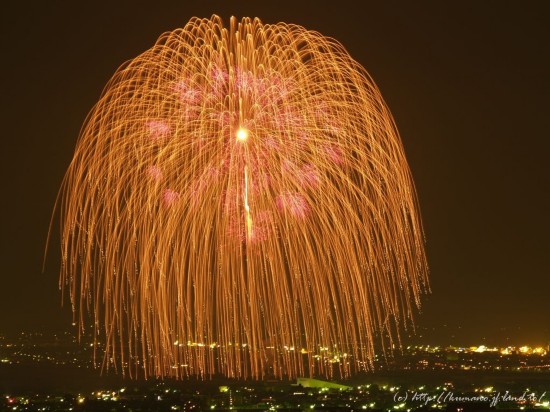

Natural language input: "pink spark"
[324,144,344,164]
[299,164,320,188]
[235,69,253,92]
[146,120,170,140]
[146,165,163,182]
[315,101,331,121]
[173,80,201,104]
[247,211,273,243]
[263,135,280,150]
[276,192,309,219]
[253,76,269,97]
[217,111,236,127]
[248,169,271,195]
[162,189,180,208]
[211,66,228,85]
[281,159,298,176]
[274,109,303,130]
[270,75,294,101]
[188,167,220,207]
[326,123,343,135]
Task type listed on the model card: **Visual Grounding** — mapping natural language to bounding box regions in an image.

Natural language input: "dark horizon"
[1,1,549,346]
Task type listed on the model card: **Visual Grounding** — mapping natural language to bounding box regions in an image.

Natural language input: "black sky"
[1,1,549,345]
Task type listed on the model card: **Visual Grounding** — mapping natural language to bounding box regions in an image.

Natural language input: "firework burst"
[53,15,429,379]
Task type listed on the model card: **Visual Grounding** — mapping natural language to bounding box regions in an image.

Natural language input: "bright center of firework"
[236,127,248,141]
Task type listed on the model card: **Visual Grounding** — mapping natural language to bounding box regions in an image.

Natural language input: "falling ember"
[243,165,253,239]
[52,15,429,380]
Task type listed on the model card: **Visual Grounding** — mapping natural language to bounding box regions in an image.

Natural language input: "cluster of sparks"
[55,16,429,380]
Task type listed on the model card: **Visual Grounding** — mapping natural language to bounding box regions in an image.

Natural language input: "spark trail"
[53,15,429,379]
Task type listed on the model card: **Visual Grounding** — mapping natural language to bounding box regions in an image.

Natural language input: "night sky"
[2,1,549,345]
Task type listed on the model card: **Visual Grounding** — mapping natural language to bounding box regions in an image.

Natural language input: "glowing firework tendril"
[54,15,429,379]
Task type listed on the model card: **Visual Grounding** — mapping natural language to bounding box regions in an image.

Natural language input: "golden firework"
[54,15,429,379]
